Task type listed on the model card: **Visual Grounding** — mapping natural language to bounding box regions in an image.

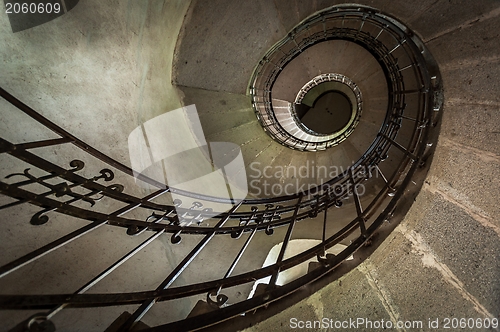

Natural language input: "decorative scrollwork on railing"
[207,290,229,309]
[4,161,121,225]
[232,206,258,239]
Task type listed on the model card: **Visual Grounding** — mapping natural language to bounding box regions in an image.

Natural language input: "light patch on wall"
[128,104,248,219]
[248,239,353,299]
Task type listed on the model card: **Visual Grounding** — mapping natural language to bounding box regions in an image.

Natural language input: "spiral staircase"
[0,1,499,331]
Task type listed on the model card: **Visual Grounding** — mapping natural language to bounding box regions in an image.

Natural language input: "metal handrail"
[0,5,441,331]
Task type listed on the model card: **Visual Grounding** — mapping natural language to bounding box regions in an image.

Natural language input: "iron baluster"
[379,133,418,161]
[398,63,415,72]
[207,205,279,308]
[36,228,167,326]
[374,164,397,197]
[264,204,281,236]
[126,199,180,236]
[0,188,168,279]
[268,195,303,288]
[12,137,73,150]
[308,194,321,218]
[350,167,366,235]
[321,193,330,257]
[118,201,243,331]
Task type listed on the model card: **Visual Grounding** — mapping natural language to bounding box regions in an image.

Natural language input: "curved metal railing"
[292,73,363,139]
[0,4,442,331]
[249,5,430,152]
